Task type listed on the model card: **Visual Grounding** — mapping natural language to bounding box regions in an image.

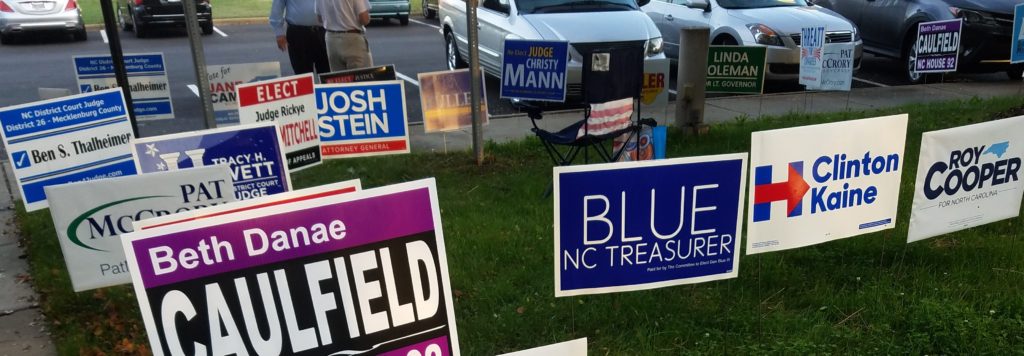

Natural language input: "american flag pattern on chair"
[577,98,633,138]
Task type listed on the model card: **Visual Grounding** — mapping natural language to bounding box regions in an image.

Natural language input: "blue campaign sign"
[131,123,292,200]
[0,88,137,211]
[500,39,569,102]
[316,80,410,159]
[1013,4,1024,64]
[554,154,748,297]
[73,53,175,120]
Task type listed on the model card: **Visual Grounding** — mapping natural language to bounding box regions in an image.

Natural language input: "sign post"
[467,0,484,165]
[182,0,215,128]
[98,0,136,136]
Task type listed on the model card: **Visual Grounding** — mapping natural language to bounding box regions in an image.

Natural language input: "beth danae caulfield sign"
[555,154,747,297]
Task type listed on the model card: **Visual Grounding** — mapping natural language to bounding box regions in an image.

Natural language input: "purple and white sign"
[915,19,962,73]
[121,179,461,356]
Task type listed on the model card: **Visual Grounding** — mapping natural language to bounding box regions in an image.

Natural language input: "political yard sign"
[207,62,281,126]
[500,39,569,102]
[45,166,235,291]
[908,116,1024,243]
[316,80,410,158]
[132,123,292,201]
[799,26,826,88]
[1013,4,1024,64]
[555,154,747,297]
[418,69,488,133]
[237,73,322,171]
[121,179,461,356]
[320,64,397,84]
[73,53,174,120]
[809,43,855,91]
[915,19,962,73]
[0,88,137,211]
[706,45,766,94]
[748,115,908,254]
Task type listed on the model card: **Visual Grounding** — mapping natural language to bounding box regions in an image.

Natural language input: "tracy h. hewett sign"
[747,115,908,254]
[121,179,460,356]
[73,53,174,120]
[555,154,747,297]
[0,88,137,211]
[237,73,322,171]
[45,166,236,291]
[908,116,1024,243]
[316,80,410,158]
[131,123,292,201]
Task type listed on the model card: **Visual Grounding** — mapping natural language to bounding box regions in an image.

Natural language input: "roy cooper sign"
[554,154,747,297]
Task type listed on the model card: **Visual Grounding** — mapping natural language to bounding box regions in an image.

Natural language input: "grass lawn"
[16,96,1024,355]
[78,0,422,25]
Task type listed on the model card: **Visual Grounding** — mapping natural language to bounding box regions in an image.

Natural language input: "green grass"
[78,0,423,25]
[16,96,1024,355]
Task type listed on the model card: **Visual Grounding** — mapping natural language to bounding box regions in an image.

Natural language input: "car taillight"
[134,0,143,5]
[0,1,14,12]
[64,0,77,10]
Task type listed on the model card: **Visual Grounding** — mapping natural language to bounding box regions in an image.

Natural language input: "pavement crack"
[0,303,40,319]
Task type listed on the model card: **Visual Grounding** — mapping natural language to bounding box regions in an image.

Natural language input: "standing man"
[269,0,330,74]
[317,0,373,71]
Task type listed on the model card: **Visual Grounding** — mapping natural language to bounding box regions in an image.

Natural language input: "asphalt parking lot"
[0,17,1011,138]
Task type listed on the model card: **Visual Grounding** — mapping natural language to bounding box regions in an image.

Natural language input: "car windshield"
[516,0,638,14]
[717,0,807,9]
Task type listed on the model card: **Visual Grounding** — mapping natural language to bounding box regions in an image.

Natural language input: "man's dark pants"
[285,23,331,74]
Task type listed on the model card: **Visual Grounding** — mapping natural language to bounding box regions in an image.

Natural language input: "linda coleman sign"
[554,154,747,297]
[121,179,460,356]
[747,115,908,254]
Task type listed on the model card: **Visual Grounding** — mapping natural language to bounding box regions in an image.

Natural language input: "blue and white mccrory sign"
[0,88,137,211]
[316,80,410,158]
[131,123,292,201]
[73,53,175,120]
[554,154,747,297]
[1012,4,1024,65]
[500,39,569,102]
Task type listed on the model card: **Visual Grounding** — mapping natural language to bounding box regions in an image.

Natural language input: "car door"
[477,0,512,75]
[859,0,907,54]
[643,0,710,59]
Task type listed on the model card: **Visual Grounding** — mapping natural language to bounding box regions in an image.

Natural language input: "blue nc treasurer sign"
[1012,4,1024,64]
[555,154,747,297]
[316,81,408,142]
[500,39,569,102]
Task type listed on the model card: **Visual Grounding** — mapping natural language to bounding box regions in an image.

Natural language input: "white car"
[0,0,86,44]
[643,0,863,81]
[439,0,667,99]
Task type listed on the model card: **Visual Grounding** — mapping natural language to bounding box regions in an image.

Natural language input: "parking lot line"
[213,26,228,37]
[853,77,890,87]
[100,30,108,44]
[409,19,441,30]
[186,84,199,97]
[396,72,420,87]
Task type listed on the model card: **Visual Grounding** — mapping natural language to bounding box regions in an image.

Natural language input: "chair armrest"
[638,118,658,127]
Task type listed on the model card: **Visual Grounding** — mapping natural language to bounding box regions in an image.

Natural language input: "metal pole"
[675,25,710,135]
[467,0,484,165]
[182,0,215,129]
[99,0,138,137]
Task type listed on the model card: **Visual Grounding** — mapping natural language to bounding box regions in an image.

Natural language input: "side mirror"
[686,0,710,11]
[638,0,651,7]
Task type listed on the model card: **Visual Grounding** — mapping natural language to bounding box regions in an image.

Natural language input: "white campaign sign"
[498,338,587,356]
[45,166,236,291]
[810,43,855,92]
[908,116,1024,242]
[207,62,281,126]
[236,73,322,171]
[748,115,908,254]
[799,26,825,88]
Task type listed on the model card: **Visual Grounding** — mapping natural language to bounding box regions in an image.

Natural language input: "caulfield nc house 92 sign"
[555,154,747,297]
[747,115,908,254]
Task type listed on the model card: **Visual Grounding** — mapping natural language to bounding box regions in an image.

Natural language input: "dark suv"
[117,0,212,38]
[814,0,1023,83]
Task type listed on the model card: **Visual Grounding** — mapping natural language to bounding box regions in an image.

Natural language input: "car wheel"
[0,34,10,45]
[712,35,738,46]
[400,15,409,26]
[201,22,214,35]
[118,7,132,31]
[423,0,435,19]
[134,16,147,38]
[1006,65,1024,80]
[903,31,933,85]
[445,30,467,70]
[74,29,88,41]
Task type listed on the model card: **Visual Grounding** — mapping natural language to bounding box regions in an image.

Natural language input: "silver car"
[439,0,667,98]
[643,0,862,81]
[0,0,86,44]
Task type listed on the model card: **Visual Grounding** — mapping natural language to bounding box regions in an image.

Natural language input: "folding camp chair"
[526,41,656,166]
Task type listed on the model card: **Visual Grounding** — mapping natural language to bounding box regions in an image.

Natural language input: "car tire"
[445,30,467,70]
[74,29,88,41]
[423,0,435,19]
[903,29,934,85]
[119,7,132,31]
[134,17,147,38]
[0,34,10,45]
[400,15,409,26]
[1006,65,1024,80]
[202,22,214,35]
[712,35,738,46]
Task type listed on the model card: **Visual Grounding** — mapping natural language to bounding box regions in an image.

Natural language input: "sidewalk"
[408,80,1024,152]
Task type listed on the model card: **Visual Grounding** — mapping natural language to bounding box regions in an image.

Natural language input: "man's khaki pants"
[325,32,373,71]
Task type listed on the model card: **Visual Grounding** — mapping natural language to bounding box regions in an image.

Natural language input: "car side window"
[481,0,510,15]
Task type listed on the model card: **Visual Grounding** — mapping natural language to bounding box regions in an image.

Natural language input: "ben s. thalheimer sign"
[45,166,235,291]
[73,53,175,120]
[132,123,292,201]
[0,88,137,211]
[122,179,461,356]
[799,26,825,88]
[555,154,747,297]
[500,39,569,102]
[748,115,908,254]
[316,80,410,158]
[915,19,962,73]
[908,116,1024,243]
[237,73,322,171]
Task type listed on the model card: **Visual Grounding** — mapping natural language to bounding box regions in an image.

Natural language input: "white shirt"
[316,0,370,32]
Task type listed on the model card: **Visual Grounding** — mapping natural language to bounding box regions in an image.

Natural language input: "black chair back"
[580,42,646,104]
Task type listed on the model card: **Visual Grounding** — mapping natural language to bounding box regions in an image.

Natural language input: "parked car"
[439,0,666,99]
[117,0,212,38]
[0,0,86,44]
[643,0,863,81]
[813,0,1024,83]
[370,0,410,26]
[422,0,438,18]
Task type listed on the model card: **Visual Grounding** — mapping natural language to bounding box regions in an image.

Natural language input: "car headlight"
[949,7,997,26]
[851,25,860,41]
[647,37,664,56]
[746,23,784,47]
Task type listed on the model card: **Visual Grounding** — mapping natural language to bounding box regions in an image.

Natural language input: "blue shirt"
[269,0,320,36]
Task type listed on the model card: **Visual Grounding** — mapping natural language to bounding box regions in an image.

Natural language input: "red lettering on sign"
[322,140,408,156]
[237,76,314,106]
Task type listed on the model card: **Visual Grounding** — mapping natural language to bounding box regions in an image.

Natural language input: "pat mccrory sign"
[706,45,766,94]
[73,53,175,120]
